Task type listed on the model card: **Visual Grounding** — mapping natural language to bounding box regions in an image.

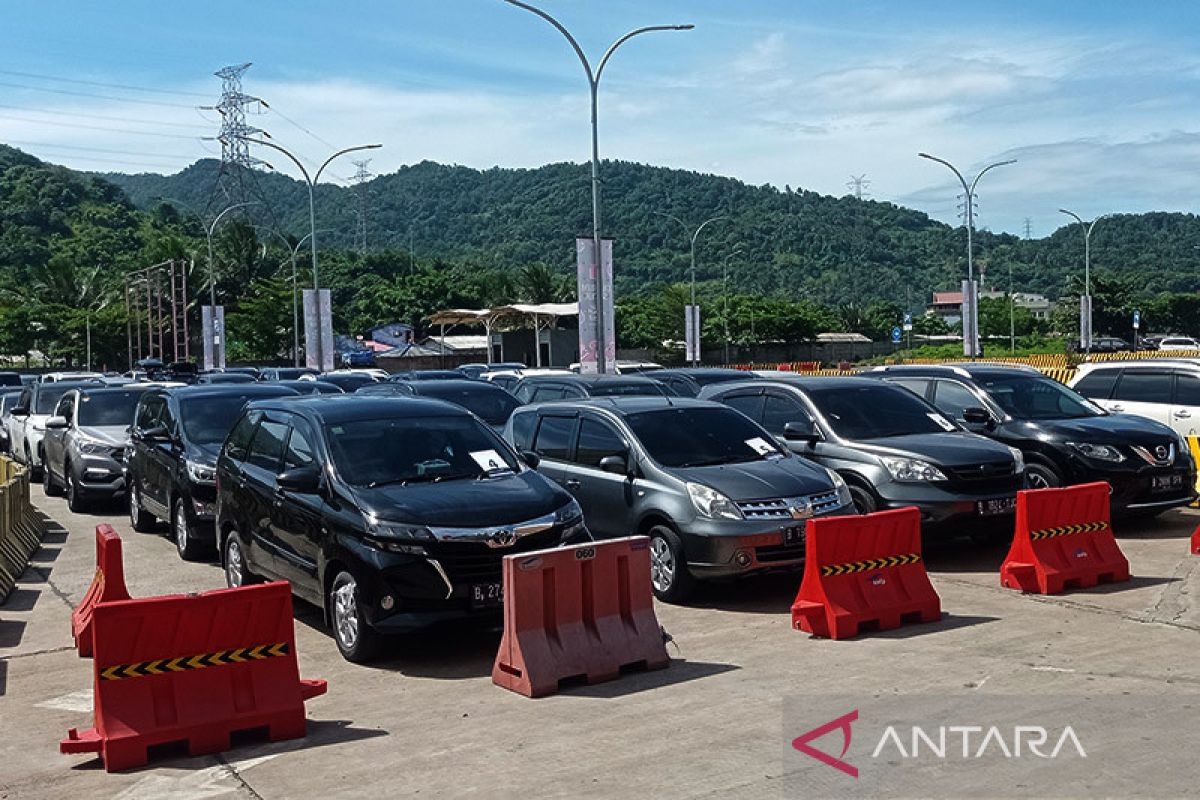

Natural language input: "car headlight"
[1067,442,1125,463]
[881,457,948,482]
[1007,446,1026,473]
[824,468,852,505]
[185,459,217,484]
[367,521,436,543]
[554,498,584,525]
[78,440,110,455]
[686,482,744,520]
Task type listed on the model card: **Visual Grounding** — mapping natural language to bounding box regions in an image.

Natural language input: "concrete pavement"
[2,484,1200,799]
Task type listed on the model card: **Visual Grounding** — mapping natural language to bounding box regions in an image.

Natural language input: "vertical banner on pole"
[576,238,616,374]
[303,289,335,373]
[201,305,224,371]
[599,239,615,373]
[201,306,213,371]
[317,289,334,373]
[1079,295,1093,352]
[960,279,978,358]
[214,305,226,370]
[684,304,701,364]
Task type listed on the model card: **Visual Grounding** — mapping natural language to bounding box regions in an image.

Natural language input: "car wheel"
[173,497,205,561]
[223,531,260,588]
[1025,462,1062,490]
[329,570,383,663]
[25,445,41,481]
[128,480,157,533]
[66,464,88,513]
[42,459,62,496]
[648,524,695,603]
[848,484,878,515]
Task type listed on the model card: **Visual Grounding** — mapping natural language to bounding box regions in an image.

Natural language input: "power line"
[269,105,337,150]
[0,68,210,98]
[0,103,210,130]
[0,80,199,109]
[5,140,200,161]
[0,112,206,139]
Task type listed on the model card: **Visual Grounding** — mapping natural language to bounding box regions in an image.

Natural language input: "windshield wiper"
[366,472,474,488]
[677,457,735,468]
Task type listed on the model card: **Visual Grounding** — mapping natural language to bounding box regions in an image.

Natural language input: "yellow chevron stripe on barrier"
[1028,521,1110,540]
[1188,435,1200,508]
[819,552,922,576]
[99,642,290,681]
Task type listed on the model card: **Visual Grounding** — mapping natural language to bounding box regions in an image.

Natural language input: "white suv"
[1157,337,1200,352]
[1070,361,1200,437]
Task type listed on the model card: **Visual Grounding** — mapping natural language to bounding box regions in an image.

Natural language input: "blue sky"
[4,1,1200,235]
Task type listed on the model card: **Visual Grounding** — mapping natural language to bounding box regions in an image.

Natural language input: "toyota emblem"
[485,528,517,548]
[1155,445,1169,461]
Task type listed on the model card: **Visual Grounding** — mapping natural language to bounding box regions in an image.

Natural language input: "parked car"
[260,367,320,382]
[567,360,664,375]
[1089,337,1134,353]
[315,372,379,392]
[510,374,674,404]
[41,371,105,384]
[8,379,102,478]
[505,397,852,602]
[41,386,152,511]
[196,372,258,385]
[375,378,521,431]
[387,369,465,382]
[276,379,344,395]
[457,362,525,380]
[1157,337,1200,352]
[0,372,22,388]
[652,368,764,398]
[700,376,1025,529]
[868,364,1196,516]
[216,395,586,662]
[0,390,23,452]
[126,384,299,560]
[341,350,377,368]
[483,368,570,393]
[1070,360,1200,438]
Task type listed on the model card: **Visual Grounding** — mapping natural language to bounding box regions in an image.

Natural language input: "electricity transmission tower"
[210,63,267,207]
[1023,217,1033,239]
[351,159,373,251]
[846,174,871,200]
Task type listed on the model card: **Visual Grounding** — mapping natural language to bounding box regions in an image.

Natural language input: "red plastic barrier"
[61,581,326,772]
[71,525,131,657]
[1191,524,1200,555]
[493,536,669,698]
[791,507,941,639]
[1000,482,1129,594]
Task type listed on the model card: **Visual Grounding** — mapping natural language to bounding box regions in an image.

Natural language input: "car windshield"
[179,395,263,444]
[979,375,1104,420]
[588,381,668,398]
[34,385,71,414]
[626,407,785,467]
[326,415,519,487]
[78,391,143,427]
[805,384,954,440]
[418,386,519,425]
[1,393,19,413]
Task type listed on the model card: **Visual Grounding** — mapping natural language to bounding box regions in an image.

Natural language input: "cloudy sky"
[3,0,1199,235]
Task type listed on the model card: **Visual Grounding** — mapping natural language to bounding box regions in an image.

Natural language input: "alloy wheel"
[225,538,244,588]
[333,578,360,650]
[174,502,189,553]
[650,536,675,593]
[129,484,140,527]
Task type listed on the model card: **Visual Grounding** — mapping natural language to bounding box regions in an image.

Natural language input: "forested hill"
[88,156,1200,305]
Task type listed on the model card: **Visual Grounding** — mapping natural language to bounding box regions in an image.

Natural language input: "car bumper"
[73,455,128,497]
[682,504,856,580]
[874,483,1021,529]
[1062,460,1196,512]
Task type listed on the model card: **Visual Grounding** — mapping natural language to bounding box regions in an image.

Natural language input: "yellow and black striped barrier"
[819,552,922,576]
[99,642,291,681]
[1028,521,1110,541]
[0,456,46,604]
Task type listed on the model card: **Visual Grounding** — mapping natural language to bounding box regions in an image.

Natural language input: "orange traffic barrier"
[61,581,326,772]
[493,536,669,698]
[791,507,941,639]
[71,525,131,657]
[1000,482,1129,594]
[1189,523,1200,555]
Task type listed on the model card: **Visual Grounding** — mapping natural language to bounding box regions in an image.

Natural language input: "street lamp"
[917,153,1016,358]
[1059,209,1107,354]
[503,0,693,373]
[205,202,260,313]
[258,227,333,366]
[655,212,729,365]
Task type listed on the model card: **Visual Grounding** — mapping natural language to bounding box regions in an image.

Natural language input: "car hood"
[77,426,129,446]
[848,432,1015,468]
[349,470,569,527]
[671,456,833,500]
[1008,415,1177,446]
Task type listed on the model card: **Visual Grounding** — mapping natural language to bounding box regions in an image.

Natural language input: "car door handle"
[1175,410,1191,419]
[1109,404,1124,412]
[564,479,581,489]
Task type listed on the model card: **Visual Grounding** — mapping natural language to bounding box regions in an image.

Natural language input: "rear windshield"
[179,393,284,444]
[78,391,144,427]
[418,385,519,425]
[804,384,954,440]
[326,416,519,487]
[626,407,785,468]
[588,381,669,398]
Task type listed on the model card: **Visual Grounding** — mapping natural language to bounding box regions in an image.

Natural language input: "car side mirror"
[599,454,629,475]
[783,421,820,444]
[141,425,170,442]
[277,464,321,493]
[521,450,541,469]
[962,407,992,428]
[45,416,68,430]
[10,406,27,417]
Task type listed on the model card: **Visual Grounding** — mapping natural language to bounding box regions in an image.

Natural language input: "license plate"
[783,524,806,546]
[471,582,504,608]
[1151,474,1184,493]
[977,497,1017,516]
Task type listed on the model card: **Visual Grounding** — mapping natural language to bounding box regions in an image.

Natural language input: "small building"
[370,322,415,348]
[928,290,1053,323]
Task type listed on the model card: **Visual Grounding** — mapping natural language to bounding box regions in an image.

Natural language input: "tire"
[42,459,62,496]
[1025,461,1063,490]
[329,570,383,663]
[222,530,261,588]
[172,497,206,561]
[66,464,88,513]
[128,479,157,533]
[648,524,695,603]
[848,484,878,515]
[26,444,42,482]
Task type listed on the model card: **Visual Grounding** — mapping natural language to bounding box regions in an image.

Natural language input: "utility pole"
[655,212,729,366]
[846,174,871,200]
[1059,209,1107,355]
[351,159,373,251]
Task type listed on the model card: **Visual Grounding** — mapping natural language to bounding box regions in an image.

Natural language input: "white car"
[1070,360,1200,438]
[7,379,101,477]
[41,371,105,383]
[1157,337,1200,352]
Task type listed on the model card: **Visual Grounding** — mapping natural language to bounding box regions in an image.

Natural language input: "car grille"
[943,463,1021,494]
[430,526,563,585]
[737,490,843,520]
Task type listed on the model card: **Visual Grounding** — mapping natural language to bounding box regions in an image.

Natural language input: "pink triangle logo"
[791,709,859,778]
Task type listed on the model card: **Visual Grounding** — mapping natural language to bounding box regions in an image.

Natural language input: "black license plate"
[977,497,1017,516]
[783,524,806,546]
[470,582,504,608]
[1152,474,1185,493]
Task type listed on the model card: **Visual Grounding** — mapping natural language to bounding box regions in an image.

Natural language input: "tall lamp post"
[258,227,333,366]
[655,212,728,365]
[917,153,1016,358]
[205,202,261,313]
[1059,209,1107,355]
[503,0,693,373]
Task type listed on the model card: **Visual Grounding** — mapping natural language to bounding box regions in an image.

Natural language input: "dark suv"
[126,384,299,560]
[701,376,1024,530]
[363,379,520,431]
[505,397,853,602]
[511,374,673,404]
[651,368,763,398]
[215,395,585,662]
[868,364,1196,516]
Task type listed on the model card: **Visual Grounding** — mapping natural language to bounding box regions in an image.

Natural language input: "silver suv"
[42,386,151,511]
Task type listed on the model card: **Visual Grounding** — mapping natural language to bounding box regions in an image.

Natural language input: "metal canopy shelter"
[426,303,579,366]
